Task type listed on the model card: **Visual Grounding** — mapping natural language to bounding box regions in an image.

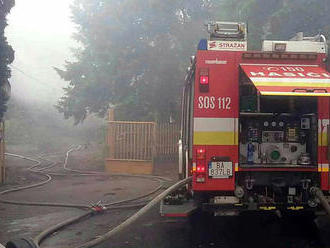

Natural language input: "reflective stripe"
[322,164,329,172]
[193,118,237,145]
[260,206,276,210]
[235,163,239,172]
[250,78,330,84]
[261,91,330,96]
[322,119,330,126]
[252,77,330,88]
[318,133,328,146]
[318,164,329,172]
[287,206,304,210]
[318,119,329,146]
[234,119,239,145]
[194,118,236,132]
[193,131,238,145]
[255,82,330,87]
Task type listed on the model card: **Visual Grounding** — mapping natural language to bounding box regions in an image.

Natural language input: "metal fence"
[107,121,180,161]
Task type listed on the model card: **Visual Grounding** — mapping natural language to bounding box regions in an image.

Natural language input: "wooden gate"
[108,121,156,161]
[105,109,180,175]
[106,121,156,174]
[156,123,180,160]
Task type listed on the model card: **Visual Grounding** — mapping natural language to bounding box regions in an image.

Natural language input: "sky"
[5,0,76,104]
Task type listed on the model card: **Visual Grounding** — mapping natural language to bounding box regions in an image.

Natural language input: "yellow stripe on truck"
[318,119,329,146]
[193,131,238,145]
[318,164,329,172]
[253,81,330,88]
[261,91,330,97]
[322,164,329,172]
[193,117,238,145]
[318,133,328,146]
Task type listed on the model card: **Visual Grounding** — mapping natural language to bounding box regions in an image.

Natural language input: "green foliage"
[56,0,216,123]
[217,0,330,49]
[0,0,15,120]
[57,0,330,124]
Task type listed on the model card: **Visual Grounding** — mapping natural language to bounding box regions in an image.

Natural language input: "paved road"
[0,154,160,247]
[1,151,329,248]
[94,208,326,248]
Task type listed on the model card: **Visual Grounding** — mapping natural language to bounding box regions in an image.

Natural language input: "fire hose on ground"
[0,153,92,209]
[30,177,192,248]
[1,150,169,209]
[1,147,192,248]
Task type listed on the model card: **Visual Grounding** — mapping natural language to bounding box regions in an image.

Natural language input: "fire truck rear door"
[241,63,330,190]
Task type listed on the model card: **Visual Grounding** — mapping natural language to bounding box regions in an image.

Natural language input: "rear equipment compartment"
[239,73,319,168]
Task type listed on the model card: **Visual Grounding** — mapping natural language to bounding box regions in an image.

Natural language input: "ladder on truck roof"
[207,21,247,41]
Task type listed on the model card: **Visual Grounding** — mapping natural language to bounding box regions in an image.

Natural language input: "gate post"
[152,122,157,168]
[108,109,115,160]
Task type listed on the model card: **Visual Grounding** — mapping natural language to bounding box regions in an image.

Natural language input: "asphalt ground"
[0,151,161,247]
[1,148,330,248]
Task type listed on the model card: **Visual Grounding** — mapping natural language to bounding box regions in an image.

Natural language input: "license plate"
[209,162,233,178]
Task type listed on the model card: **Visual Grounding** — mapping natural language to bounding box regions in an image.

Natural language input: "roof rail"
[290,32,327,43]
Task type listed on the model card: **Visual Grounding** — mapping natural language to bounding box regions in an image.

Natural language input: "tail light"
[200,75,209,85]
[196,148,206,159]
[199,68,209,92]
[196,163,206,173]
[194,147,207,183]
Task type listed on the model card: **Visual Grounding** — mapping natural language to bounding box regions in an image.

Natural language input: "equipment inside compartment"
[239,96,318,167]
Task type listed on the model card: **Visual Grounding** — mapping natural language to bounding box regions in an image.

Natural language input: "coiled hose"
[32,177,192,248]
[1,153,90,209]
[3,147,191,248]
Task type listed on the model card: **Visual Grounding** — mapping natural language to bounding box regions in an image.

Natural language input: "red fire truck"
[163,22,330,217]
